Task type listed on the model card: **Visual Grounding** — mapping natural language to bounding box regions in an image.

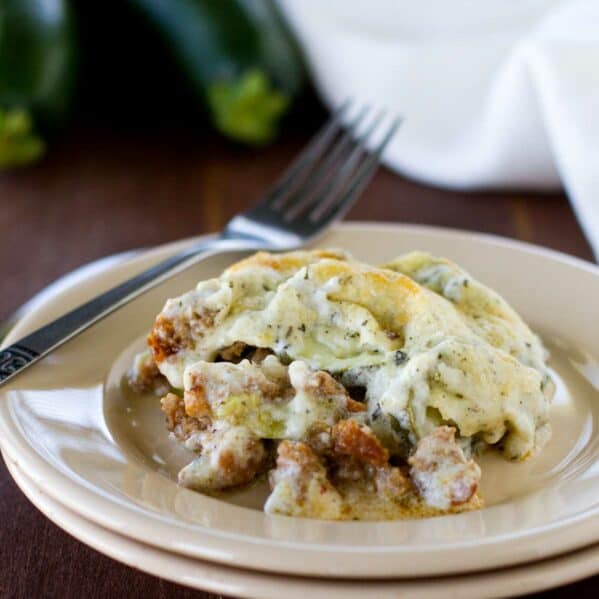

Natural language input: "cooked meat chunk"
[304,421,333,455]
[249,347,274,364]
[346,398,368,412]
[285,361,362,438]
[183,386,213,419]
[161,392,208,444]
[162,391,266,491]
[148,281,228,367]
[148,314,195,363]
[274,440,323,476]
[179,424,266,491]
[127,350,169,395]
[265,441,344,519]
[217,341,249,362]
[300,367,349,401]
[331,420,389,467]
[327,420,410,500]
[408,426,481,509]
[292,364,367,416]
[373,464,411,499]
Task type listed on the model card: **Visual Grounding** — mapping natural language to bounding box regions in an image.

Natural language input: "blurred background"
[1,2,599,597]
[0,0,596,321]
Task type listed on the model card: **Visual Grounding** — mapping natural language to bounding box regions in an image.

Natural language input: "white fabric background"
[278,0,599,258]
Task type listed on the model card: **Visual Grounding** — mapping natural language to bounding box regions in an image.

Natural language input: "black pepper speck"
[395,350,407,365]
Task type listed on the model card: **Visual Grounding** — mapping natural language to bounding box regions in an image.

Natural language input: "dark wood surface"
[0,119,597,599]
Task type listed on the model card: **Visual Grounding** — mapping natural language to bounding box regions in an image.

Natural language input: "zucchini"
[128,0,305,145]
[0,0,76,167]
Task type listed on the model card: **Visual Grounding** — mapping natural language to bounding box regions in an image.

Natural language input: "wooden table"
[0,117,596,599]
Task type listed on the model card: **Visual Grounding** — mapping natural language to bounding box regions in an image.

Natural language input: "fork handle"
[0,236,243,387]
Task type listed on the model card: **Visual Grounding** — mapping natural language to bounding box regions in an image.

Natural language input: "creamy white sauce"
[149,249,554,515]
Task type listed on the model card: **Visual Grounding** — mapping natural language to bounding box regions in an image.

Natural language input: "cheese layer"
[149,249,553,461]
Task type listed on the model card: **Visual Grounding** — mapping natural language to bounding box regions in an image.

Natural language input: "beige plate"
[5,452,599,599]
[2,223,599,579]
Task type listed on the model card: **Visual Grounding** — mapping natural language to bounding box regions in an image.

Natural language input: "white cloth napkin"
[278,0,599,259]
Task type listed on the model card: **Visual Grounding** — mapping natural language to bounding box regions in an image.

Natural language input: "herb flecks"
[394,350,408,365]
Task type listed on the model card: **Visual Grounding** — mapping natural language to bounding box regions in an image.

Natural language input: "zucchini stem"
[0,108,45,168]
[207,69,289,146]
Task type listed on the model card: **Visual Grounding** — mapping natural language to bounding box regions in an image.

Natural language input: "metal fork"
[0,103,400,386]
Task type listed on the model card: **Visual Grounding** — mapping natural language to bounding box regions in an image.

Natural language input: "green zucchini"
[0,0,77,167]
[128,0,305,145]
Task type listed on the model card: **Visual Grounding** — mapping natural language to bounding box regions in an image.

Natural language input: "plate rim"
[2,221,599,579]
[5,452,599,599]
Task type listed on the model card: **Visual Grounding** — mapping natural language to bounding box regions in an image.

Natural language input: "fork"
[0,103,400,386]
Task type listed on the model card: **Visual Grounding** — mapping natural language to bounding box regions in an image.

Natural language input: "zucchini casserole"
[128,249,554,520]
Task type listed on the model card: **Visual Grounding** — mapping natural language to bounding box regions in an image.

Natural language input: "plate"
[5,453,599,598]
[2,223,599,578]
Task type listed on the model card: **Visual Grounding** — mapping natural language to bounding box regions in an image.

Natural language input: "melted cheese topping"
[151,249,553,462]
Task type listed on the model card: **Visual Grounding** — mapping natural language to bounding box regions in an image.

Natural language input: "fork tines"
[267,101,401,225]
